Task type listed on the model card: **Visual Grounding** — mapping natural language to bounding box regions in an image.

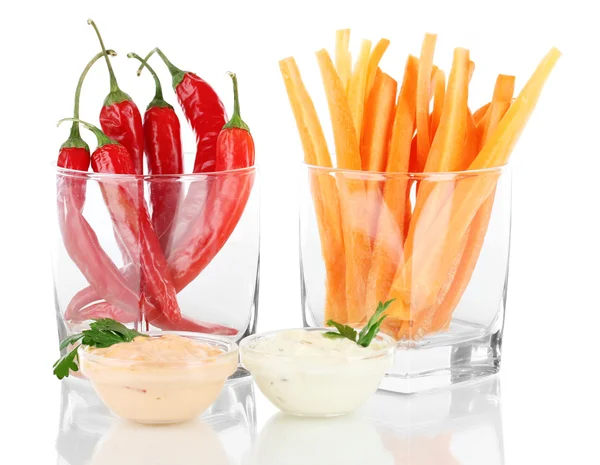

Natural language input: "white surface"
[0,0,599,463]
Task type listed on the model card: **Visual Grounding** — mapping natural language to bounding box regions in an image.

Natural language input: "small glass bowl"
[79,331,238,424]
[240,328,396,417]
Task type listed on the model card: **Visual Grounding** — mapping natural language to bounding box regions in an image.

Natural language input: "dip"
[80,332,238,424]
[240,328,395,416]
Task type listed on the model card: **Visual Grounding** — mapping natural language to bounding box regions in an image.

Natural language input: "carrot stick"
[389,47,561,321]
[279,58,346,322]
[361,72,398,171]
[424,74,516,332]
[316,49,371,324]
[347,39,372,139]
[365,39,391,102]
[365,55,419,317]
[414,33,437,173]
[388,47,471,321]
[473,102,491,125]
[430,68,446,141]
[335,29,352,92]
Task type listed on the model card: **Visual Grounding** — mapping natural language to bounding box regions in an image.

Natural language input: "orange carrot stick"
[365,38,391,102]
[388,47,471,321]
[279,58,346,322]
[361,72,398,171]
[347,39,372,139]
[335,29,352,92]
[389,47,561,322]
[430,68,446,140]
[480,75,516,146]
[316,49,371,324]
[365,55,419,318]
[414,33,438,172]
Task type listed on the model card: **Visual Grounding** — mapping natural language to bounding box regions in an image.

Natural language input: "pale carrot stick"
[468,60,476,82]
[424,74,516,332]
[279,58,346,322]
[316,49,371,324]
[365,55,419,318]
[365,38,391,102]
[389,47,561,321]
[347,39,372,139]
[414,33,437,173]
[361,72,398,171]
[335,29,352,92]
[430,68,446,141]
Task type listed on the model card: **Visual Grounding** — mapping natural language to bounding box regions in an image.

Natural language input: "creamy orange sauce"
[80,334,237,424]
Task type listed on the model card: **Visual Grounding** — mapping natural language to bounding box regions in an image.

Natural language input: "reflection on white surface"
[247,376,503,465]
[56,376,255,465]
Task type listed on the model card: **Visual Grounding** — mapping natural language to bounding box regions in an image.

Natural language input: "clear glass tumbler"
[300,164,511,392]
[52,166,259,354]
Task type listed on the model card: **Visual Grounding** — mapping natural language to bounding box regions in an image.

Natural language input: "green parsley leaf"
[53,346,80,380]
[53,318,147,380]
[326,319,357,342]
[324,299,395,348]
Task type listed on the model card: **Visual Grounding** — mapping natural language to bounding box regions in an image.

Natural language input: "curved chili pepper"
[88,20,144,175]
[138,47,227,173]
[57,51,143,320]
[127,53,183,253]
[168,72,255,290]
[59,118,181,323]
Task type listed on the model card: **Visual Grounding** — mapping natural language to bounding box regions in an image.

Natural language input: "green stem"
[222,72,250,132]
[88,19,131,106]
[64,50,116,148]
[127,52,172,110]
[58,118,115,148]
[138,47,186,89]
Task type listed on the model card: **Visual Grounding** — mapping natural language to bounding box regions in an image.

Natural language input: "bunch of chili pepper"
[57,20,255,336]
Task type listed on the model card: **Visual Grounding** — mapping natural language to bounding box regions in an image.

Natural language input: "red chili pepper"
[167,72,255,290]
[59,118,181,323]
[138,47,227,173]
[88,20,144,175]
[127,52,183,253]
[57,51,143,320]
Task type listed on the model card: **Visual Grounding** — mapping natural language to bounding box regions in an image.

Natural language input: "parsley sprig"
[324,299,395,347]
[53,319,146,380]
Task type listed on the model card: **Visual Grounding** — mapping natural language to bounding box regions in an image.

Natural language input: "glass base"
[380,321,501,394]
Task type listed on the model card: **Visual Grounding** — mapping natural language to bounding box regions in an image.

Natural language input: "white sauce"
[241,329,394,417]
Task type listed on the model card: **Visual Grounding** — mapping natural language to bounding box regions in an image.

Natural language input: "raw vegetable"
[280,31,560,339]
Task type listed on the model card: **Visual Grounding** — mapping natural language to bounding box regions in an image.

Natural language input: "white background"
[0,0,599,463]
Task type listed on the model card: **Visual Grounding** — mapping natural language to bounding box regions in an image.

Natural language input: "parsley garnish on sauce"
[53,318,146,379]
[324,299,395,347]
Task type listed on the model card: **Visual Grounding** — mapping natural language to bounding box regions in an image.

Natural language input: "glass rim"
[239,327,397,362]
[303,162,509,179]
[53,163,257,181]
[78,330,239,367]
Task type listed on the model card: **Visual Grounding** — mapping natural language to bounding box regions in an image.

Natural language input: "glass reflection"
[247,376,503,465]
[56,377,256,465]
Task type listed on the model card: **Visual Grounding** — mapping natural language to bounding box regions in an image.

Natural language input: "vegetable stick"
[361,72,398,172]
[389,47,561,320]
[365,39,391,101]
[423,75,516,332]
[347,39,372,139]
[414,33,438,173]
[365,55,419,317]
[388,47,471,320]
[335,29,352,92]
[316,49,371,324]
[279,57,346,321]
[458,110,479,170]
[473,102,491,124]
[430,68,446,140]
[468,60,476,82]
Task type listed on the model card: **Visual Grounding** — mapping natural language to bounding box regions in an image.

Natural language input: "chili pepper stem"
[61,50,117,150]
[138,48,186,89]
[127,52,173,110]
[88,19,131,106]
[58,118,116,148]
[223,72,250,132]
